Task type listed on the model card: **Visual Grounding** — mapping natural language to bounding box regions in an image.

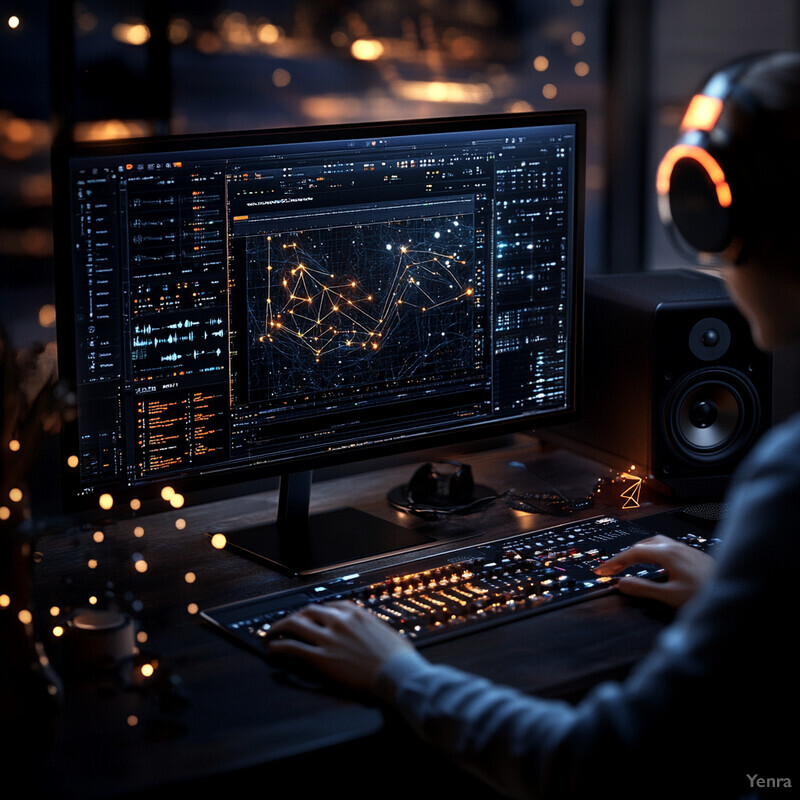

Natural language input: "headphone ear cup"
[665,155,736,255]
[448,463,474,504]
[408,463,437,503]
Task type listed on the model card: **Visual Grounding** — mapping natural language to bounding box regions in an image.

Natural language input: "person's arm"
[267,601,586,799]
[593,534,716,608]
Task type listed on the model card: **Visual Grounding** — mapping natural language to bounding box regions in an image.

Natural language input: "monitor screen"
[53,110,585,574]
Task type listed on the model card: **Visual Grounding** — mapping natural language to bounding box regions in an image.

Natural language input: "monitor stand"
[218,470,437,576]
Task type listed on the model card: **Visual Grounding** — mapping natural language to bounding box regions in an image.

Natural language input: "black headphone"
[656,52,800,264]
[387,461,498,520]
[408,460,475,507]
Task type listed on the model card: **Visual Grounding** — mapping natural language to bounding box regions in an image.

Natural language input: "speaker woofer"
[666,368,760,462]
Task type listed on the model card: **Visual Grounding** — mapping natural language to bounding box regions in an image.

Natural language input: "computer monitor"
[52,110,585,575]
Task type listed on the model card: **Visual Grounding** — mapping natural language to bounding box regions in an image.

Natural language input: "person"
[268,52,800,799]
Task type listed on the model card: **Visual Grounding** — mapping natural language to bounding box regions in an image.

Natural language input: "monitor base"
[219,507,436,576]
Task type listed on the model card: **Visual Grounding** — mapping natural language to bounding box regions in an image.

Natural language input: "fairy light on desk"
[508,466,647,516]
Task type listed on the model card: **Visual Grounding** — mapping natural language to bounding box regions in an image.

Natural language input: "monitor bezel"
[52,109,586,515]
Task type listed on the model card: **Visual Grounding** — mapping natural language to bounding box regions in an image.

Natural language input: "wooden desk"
[28,436,679,798]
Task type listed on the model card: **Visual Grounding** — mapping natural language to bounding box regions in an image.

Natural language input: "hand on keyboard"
[593,534,716,609]
[266,600,418,696]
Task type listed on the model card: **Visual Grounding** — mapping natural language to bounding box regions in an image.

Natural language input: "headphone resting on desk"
[389,461,500,520]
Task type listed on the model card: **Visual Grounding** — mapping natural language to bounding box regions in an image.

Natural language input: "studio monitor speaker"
[555,269,771,498]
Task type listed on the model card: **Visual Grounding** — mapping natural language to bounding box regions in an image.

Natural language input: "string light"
[507,469,647,515]
[111,22,150,46]
[168,18,192,44]
[169,493,184,509]
[257,23,280,45]
[351,38,384,61]
[210,533,227,549]
[38,304,56,327]
[272,68,291,88]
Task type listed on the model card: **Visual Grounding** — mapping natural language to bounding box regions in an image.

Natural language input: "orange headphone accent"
[656,60,756,262]
[656,141,732,208]
[680,94,724,132]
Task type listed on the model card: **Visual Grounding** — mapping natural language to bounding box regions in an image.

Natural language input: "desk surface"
[28,436,680,798]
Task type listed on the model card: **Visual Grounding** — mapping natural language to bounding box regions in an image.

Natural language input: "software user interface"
[65,119,579,500]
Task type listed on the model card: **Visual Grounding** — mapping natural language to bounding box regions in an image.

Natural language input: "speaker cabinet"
[556,269,771,498]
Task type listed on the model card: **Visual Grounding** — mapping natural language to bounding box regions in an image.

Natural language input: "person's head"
[658,51,800,350]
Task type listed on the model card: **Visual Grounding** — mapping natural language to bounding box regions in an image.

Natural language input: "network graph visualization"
[55,112,584,505]
[246,214,476,397]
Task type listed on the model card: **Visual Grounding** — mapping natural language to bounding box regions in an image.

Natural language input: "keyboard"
[201,513,719,654]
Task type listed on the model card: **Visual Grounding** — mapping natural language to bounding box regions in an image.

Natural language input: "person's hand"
[266,600,416,695]
[593,535,716,608]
